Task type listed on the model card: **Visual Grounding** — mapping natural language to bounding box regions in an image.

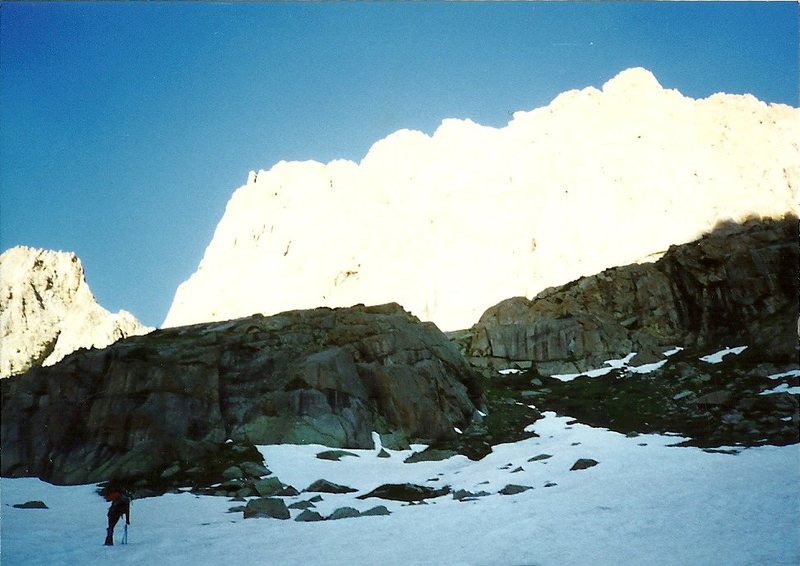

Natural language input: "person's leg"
[105,512,121,545]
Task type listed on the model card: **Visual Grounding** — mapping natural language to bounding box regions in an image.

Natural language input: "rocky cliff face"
[0,246,152,378]
[1,303,480,485]
[464,216,798,375]
[164,67,798,331]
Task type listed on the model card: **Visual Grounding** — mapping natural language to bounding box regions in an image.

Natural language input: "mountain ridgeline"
[163,67,799,332]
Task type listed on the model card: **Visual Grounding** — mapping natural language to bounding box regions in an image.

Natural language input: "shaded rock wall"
[466,217,798,374]
[1,304,480,484]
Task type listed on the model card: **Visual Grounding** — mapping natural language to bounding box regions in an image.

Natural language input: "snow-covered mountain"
[0,246,152,378]
[163,67,799,330]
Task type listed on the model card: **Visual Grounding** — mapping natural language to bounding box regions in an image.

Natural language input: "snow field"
[2,412,798,565]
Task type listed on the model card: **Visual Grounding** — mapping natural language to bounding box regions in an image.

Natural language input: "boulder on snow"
[528,454,553,462]
[12,500,48,509]
[357,483,451,502]
[498,484,533,495]
[453,489,490,501]
[243,497,290,520]
[570,459,599,471]
[316,450,360,461]
[403,449,458,463]
[294,509,324,522]
[304,479,357,494]
[362,505,392,516]
[327,507,361,520]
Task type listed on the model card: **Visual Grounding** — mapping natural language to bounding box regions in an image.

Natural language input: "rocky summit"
[0,246,153,378]
[1,303,481,485]
[163,68,798,331]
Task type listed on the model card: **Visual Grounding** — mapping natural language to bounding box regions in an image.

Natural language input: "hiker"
[103,487,131,546]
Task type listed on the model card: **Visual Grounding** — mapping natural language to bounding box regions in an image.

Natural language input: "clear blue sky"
[2,2,797,327]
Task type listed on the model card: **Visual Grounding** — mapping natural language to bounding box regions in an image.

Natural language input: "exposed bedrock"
[1,303,481,484]
[463,216,798,375]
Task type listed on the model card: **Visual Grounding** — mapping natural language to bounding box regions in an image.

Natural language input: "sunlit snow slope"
[164,68,799,330]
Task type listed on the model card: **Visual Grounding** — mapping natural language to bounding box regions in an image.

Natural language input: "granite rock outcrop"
[1,303,480,484]
[463,216,798,375]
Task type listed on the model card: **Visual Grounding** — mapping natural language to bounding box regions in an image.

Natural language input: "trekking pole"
[123,493,132,545]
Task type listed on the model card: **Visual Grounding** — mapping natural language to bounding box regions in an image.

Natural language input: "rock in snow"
[163,67,799,331]
[0,246,152,378]
[11,500,48,510]
[570,458,600,471]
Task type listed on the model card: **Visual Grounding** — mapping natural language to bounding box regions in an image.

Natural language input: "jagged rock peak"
[0,246,152,377]
[163,67,799,331]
